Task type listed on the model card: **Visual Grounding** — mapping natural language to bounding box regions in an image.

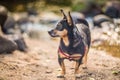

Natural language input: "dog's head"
[48,9,74,38]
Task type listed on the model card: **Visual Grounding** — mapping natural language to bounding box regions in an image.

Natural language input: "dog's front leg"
[75,60,80,74]
[57,56,66,78]
[74,58,82,78]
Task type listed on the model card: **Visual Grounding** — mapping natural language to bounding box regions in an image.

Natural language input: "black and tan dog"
[48,9,91,78]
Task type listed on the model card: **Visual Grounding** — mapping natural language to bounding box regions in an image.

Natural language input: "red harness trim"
[58,47,69,58]
[58,47,84,60]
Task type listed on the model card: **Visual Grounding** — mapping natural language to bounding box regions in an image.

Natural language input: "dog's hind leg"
[82,46,89,69]
[57,56,66,78]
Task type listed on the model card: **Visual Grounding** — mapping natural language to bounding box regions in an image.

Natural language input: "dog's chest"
[60,28,85,55]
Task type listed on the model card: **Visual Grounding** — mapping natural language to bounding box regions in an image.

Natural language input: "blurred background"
[0,0,120,80]
[0,0,120,56]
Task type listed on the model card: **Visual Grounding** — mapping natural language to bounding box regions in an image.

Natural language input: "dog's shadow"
[57,76,81,80]
[57,77,66,80]
[57,77,81,80]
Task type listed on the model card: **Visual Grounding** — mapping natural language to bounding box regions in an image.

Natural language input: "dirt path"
[0,38,120,80]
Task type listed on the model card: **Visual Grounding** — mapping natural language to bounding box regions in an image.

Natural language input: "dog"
[48,9,91,78]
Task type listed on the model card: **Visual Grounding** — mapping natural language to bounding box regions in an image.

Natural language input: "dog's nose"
[48,30,51,34]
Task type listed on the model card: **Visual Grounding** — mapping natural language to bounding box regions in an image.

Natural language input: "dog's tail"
[76,19,89,27]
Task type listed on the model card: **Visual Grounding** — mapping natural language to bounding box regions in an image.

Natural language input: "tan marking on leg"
[60,61,66,75]
[57,54,66,78]
[74,61,80,74]
[82,46,89,68]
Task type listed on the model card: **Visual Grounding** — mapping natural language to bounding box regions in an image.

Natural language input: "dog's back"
[74,18,91,48]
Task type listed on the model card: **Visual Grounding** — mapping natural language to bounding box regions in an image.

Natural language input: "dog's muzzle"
[48,30,58,37]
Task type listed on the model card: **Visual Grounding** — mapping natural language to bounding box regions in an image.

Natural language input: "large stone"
[0,5,8,27]
[0,36,17,53]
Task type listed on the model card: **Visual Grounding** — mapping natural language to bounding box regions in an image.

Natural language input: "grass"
[92,41,120,58]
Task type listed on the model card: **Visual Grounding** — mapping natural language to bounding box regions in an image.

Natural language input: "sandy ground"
[0,38,120,80]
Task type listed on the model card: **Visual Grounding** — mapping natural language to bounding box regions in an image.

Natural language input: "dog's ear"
[60,9,67,20]
[67,11,74,27]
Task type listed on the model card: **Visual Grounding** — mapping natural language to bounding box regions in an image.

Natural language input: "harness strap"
[58,47,84,60]
[58,47,69,58]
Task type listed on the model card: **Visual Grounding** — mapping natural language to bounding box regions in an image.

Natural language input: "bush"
[44,0,72,6]
[71,2,86,11]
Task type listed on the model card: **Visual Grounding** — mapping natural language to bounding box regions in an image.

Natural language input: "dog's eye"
[56,23,63,30]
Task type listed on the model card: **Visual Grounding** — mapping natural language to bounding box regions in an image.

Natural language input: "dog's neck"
[60,32,74,54]
[61,29,74,47]
[61,36,69,46]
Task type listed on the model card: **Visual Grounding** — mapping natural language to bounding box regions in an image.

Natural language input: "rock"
[0,36,17,53]
[45,69,52,74]
[89,77,95,80]
[14,37,28,52]
[0,5,8,16]
[0,5,8,30]
[2,16,16,34]
[1,34,28,52]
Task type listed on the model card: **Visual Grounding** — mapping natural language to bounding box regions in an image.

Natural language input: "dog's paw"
[57,74,65,78]
[75,74,81,78]
[82,66,87,69]
[82,64,87,69]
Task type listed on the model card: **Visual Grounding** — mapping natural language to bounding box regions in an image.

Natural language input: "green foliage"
[0,0,119,12]
[0,0,37,12]
[44,0,72,6]
[71,2,86,11]
[92,41,120,58]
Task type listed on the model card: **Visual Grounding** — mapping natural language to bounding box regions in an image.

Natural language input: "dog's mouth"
[48,30,59,37]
